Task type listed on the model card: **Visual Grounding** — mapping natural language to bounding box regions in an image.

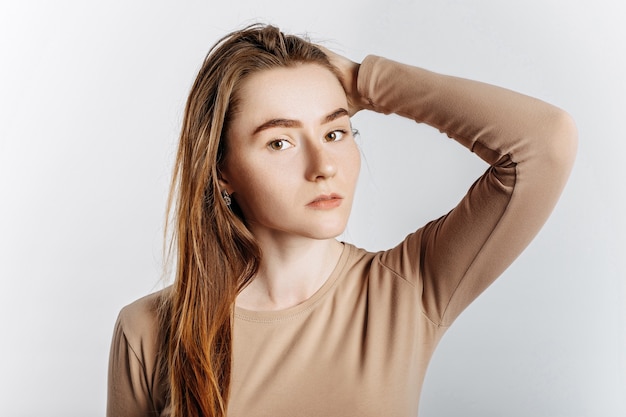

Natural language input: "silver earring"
[221,189,232,207]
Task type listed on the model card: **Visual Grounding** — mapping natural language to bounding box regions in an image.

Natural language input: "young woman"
[107,24,577,417]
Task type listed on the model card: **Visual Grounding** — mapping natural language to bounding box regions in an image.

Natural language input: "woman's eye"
[324,130,347,142]
[267,139,293,151]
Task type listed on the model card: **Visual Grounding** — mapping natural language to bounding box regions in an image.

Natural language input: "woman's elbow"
[543,107,579,174]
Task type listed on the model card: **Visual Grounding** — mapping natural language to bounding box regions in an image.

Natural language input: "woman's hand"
[318,46,367,116]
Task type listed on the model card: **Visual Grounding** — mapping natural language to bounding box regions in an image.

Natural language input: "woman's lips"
[306,194,343,209]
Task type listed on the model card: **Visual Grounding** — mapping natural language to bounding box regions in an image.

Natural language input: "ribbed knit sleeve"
[359,55,578,326]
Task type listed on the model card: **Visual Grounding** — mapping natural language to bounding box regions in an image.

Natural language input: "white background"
[1,1,624,416]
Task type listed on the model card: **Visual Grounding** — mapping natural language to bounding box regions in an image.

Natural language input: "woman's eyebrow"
[252,119,302,135]
[252,108,349,135]
[253,118,301,135]
[323,108,349,123]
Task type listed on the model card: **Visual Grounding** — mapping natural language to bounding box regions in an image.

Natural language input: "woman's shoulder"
[108,287,171,413]
[344,229,426,283]
[115,286,171,349]
[342,239,423,291]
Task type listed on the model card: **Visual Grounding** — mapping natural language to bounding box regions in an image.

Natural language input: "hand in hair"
[318,46,367,116]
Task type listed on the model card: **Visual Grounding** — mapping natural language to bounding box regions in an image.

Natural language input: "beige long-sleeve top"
[107,55,577,417]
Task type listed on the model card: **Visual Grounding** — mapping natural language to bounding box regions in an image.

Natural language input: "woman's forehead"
[231,64,348,133]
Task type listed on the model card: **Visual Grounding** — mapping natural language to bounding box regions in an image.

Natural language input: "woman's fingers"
[317,45,364,115]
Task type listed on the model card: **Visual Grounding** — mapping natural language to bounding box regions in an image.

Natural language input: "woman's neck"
[235,236,344,311]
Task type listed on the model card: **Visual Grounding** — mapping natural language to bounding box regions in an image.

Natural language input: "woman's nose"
[305,142,337,181]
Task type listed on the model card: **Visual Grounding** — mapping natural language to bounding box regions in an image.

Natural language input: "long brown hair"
[159,24,342,417]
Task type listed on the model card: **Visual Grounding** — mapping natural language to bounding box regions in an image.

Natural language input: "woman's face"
[220,63,361,242]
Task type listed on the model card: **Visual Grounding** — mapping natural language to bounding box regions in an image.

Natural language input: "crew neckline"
[234,243,354,323]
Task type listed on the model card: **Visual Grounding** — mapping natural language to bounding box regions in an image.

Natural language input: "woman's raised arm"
[331,52,577,326]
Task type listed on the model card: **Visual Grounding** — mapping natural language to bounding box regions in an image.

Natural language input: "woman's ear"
[217,169,232,194]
